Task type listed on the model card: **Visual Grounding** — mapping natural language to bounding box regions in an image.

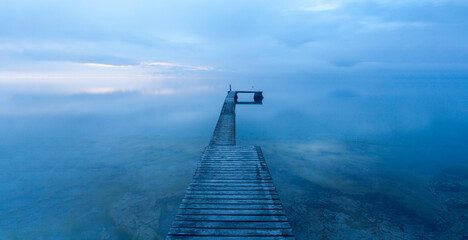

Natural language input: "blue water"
[0,73,467,239]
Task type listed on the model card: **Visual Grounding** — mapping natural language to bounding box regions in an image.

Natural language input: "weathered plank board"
[167,91,295,239]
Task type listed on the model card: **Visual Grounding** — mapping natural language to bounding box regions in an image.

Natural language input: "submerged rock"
[430,168,468,239]
[110,192,183,240]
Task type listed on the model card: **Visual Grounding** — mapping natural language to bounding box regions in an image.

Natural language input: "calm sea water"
[1,73,467,239]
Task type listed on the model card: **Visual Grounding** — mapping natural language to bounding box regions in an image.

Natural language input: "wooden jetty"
[167,90,295,239]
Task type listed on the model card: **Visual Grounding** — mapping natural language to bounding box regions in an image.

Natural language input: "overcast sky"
[1,0,468,93]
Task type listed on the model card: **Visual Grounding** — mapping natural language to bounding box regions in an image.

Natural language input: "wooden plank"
[174,214,289,222]
[190,180,274,184]
[197,164,267,167]
[193,175,272,179]
[168,227,294,236]
[178,209,286,215]
[192,177,273,181]
[167,236,295,240]
[187,187,277,191]
[196,168,269,171]
[203,157,260,158]
[195,168,266,170]
[179,204,283,210]
[201,161,261,163]
[183,195,279,200]
[203,158,260,159]
[194,172,271,175]
[194,173,270,176]
[189,182,275,187]
[180,199,282,204]
[186,190,278,195]
[170,221,290,229]
[195,168,268,170]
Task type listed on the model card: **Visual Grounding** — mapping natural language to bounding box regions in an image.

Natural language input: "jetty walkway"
[167,90,295,239]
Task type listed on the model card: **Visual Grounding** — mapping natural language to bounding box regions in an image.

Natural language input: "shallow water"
[1,73,467,239]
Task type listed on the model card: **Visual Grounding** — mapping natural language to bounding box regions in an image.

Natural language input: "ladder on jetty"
[167,90,295,240]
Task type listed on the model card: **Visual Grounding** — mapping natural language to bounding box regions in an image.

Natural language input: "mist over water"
[2,0,468,238]
[0,71,467,239]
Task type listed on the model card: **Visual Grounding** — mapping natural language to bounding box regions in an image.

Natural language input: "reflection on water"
[0,75,467,239]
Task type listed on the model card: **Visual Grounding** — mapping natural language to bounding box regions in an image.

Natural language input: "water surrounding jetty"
[1,78,467,239]
[167,91,295,239]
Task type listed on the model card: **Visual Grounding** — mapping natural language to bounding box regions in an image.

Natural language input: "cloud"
[294,2,342,11]
[360,20,429,31]
[142,62,213,71]
[332,60,359,68]
[329,89,357,98]
[144,88,180,95]
[0,57,223,98]
[80,63,130,68]
[81,88,123,94]
[1,0,467,90]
